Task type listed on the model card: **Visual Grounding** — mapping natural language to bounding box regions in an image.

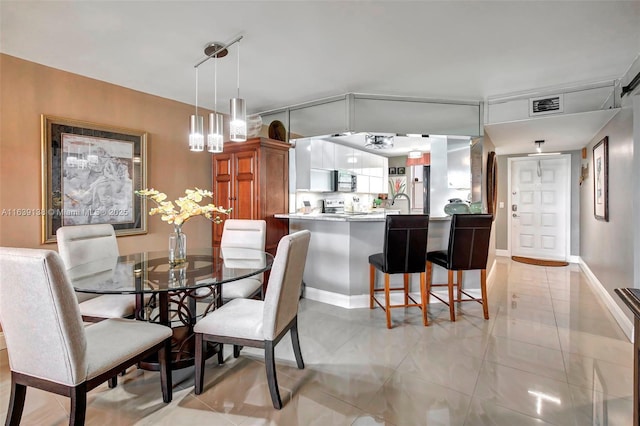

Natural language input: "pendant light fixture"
[189,67,205,151]
[229,40,247,142]
[207,43,224,153]
[190,35,246,150]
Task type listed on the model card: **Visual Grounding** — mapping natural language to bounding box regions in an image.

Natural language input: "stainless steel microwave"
[334,170,357,192]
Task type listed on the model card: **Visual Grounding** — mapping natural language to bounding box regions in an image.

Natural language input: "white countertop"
[275,213,452,222]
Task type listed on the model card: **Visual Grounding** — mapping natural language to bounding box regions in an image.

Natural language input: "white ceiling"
[1,1,639,155]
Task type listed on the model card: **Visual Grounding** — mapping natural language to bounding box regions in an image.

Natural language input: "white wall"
[580,103,635,322]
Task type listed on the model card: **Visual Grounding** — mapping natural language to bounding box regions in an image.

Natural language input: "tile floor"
[0,257,633,425]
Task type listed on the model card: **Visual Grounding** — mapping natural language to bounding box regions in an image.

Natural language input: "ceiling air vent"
[529,94,564,116]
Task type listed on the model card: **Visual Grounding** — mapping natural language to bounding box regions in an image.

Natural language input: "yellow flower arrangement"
[135,188,231,225]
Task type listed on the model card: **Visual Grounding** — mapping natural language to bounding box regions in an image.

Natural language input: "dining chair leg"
[481,269,489,320]
[403,273,409,305]
[108,376,117,388]
[457,270,463,302]
[194,333,205,395]
[6,381,26,426]
[384,273,391,329]
[369,264,375,309]
[70,384,87,426]
[426,262,432,307]
[233,345,241,358]
[159,339,172,403]
[448,270,456,322]
[217,343,224,364]
[420,271,428,326]
[265,340,283,409]
[290,317,305,369]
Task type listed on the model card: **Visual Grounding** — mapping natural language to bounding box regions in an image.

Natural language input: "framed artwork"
[388,176,407,198]
[388,167,397,175]
[593,136,608,221]
[397,167,406,175]
[41,115,148,243]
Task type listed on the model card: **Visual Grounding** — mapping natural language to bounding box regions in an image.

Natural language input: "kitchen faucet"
[391,193,411,214]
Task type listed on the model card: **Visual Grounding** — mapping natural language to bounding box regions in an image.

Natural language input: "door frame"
[507,154,572,260]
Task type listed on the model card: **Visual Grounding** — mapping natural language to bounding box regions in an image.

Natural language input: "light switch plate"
[499,202,505,208]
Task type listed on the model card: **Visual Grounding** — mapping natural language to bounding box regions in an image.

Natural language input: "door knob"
[512,213,519,218]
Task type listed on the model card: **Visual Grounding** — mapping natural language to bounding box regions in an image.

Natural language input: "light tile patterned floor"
[0,258,633,425]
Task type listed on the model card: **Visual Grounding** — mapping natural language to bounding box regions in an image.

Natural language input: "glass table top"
[67,247,273,294]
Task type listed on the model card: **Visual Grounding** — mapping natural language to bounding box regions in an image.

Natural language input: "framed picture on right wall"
[593,136,609,221]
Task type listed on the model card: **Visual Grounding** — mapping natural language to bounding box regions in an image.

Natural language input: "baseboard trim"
[304,259,498,310]
[496,249,509,257]
[568,255,580,264]
[578,257,634,342]
[303,286,369,309]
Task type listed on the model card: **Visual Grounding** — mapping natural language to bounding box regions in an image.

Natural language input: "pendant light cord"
[214,53,217,112]
[195,67,199,117]
[236,42,240,98]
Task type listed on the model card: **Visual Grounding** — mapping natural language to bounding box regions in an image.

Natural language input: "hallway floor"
[0,257,633,425]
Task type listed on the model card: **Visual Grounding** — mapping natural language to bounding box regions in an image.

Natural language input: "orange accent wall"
[0,54,214,254]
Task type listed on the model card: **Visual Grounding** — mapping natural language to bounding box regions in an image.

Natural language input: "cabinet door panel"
[334,144,352,171]
[212,154,233,244]
[234,151,257,220]
[310,139,323,169]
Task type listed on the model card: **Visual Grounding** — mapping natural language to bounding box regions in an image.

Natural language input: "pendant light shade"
[189,67,205,151]
[229,97,246,142]
[208,112,224,153]
[189,114,205,151]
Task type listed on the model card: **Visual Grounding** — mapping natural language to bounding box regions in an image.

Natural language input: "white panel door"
[511,156,569,261]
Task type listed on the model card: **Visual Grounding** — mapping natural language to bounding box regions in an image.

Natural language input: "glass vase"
[169,225,187,266]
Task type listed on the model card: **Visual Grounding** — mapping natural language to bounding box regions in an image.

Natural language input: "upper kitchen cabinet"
[212,137,290,254]
[295,138,335,192]
[334,143,353,171]
[309,139,335,170]
[447,138,472,189]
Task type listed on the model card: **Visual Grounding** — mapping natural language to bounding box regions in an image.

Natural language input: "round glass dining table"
[67,247,273,370]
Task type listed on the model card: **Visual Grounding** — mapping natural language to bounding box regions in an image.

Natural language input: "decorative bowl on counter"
[444,198,471,216]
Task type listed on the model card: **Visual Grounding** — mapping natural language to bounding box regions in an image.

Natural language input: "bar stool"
[369,214,430,329]
[426,214,493,322]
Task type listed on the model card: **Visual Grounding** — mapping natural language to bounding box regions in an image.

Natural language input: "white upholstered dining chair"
[57,224,138,322]
[220,219,267,301]
[194,230,311,409]
[0,247,173,426]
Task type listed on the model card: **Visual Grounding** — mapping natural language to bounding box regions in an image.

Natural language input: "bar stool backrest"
[383,214,430,274]
[446,214,493,271]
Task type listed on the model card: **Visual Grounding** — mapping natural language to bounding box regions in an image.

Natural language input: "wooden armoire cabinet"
[212,137,290,255]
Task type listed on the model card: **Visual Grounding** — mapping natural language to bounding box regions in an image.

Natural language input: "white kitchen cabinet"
[356,175,369,193]
[310,139,335,169]
[334,144,352,171]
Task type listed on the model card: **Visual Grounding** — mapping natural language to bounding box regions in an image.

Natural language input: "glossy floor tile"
[0,257,633,425]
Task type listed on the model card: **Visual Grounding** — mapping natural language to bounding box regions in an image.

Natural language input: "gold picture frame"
[41,115,148,243]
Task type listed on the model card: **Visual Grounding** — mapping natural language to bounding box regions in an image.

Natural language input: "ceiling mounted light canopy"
[528,139,561,156]
[190,35,246,152]
[364,134,394,149]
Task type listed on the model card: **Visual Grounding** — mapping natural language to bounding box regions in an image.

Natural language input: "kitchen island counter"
[281,215,466,309]
[275,213,452,222]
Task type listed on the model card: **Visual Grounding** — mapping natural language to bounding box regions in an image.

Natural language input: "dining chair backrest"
[446,214,493,271]
[262,230,311,341]
[221,219,266,251]
[57,224,119,269]
[0,248,87,386]
[382,214,430,274]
